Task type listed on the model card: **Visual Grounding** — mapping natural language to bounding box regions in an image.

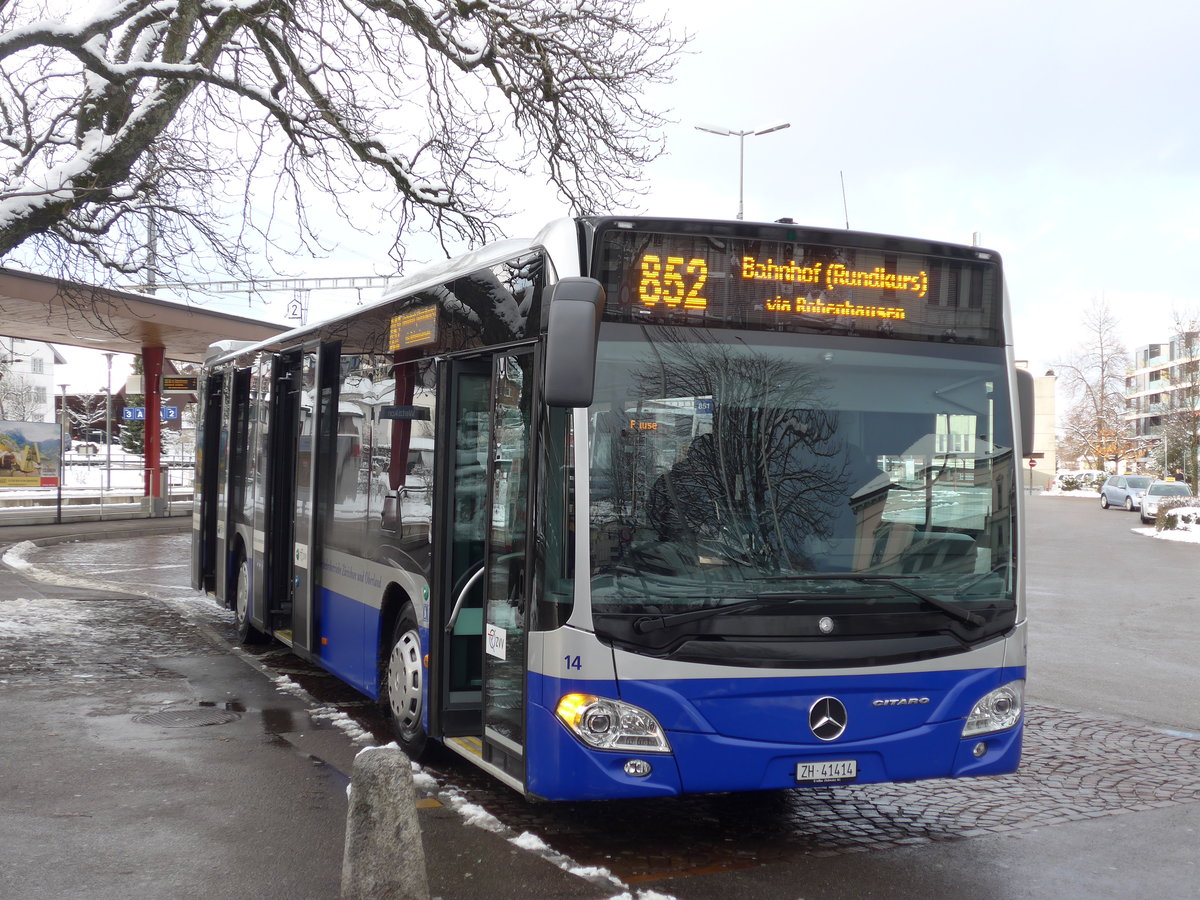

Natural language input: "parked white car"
[1139,480,1193,524]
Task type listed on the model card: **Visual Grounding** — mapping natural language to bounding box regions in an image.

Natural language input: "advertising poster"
[0,420,61,488]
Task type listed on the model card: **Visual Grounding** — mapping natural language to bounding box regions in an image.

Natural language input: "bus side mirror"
[544,277,605,408]
[1015,368,1035,454]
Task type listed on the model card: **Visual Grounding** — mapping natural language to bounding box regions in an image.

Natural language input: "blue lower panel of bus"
[316,586,381,697]
[525,678,685,801]
[525,666,1025,802]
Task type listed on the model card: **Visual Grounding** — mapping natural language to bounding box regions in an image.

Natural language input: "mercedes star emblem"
[809,696,848,741]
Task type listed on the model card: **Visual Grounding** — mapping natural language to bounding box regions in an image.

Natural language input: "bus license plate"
[795,760,857,782]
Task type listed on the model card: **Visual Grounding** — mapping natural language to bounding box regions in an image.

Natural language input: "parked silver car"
[1099,474,1153,511]
[1139,480,1193,524]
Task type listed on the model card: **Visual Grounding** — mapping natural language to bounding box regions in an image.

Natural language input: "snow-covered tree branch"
[0,0,683,284]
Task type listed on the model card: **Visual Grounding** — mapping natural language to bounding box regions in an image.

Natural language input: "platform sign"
[123,406,179,420]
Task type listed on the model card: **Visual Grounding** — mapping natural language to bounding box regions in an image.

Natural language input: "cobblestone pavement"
[9,534,1200,886]
[411,703,1200,883]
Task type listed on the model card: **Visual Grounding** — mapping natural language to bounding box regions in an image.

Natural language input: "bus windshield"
[586,324,1017,643]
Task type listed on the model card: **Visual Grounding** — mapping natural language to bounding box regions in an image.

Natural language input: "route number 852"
[638,254,709,310]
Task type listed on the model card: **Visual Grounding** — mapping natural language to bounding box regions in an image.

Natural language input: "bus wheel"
[233,554,266,645]
[383,605,428,758]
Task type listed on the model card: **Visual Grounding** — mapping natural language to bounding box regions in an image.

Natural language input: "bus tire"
[382,604,428,758]
[233,553,266,645]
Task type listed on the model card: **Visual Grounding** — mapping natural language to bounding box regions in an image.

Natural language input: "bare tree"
[0,371,45,420]
[1054,299,1131,470]
[0,1,683,285]
[67,391,106,439]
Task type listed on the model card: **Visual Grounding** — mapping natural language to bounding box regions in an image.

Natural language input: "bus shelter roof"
[0,266,285,362]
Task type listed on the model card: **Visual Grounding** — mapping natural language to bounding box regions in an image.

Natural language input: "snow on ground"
[413,779,636,895]
[2,540,36,570]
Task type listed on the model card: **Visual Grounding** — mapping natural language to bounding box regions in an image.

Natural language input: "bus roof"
[204,218,581,369]
[202,215,1006,368]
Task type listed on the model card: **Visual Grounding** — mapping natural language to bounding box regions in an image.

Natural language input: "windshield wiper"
[630,592,850,634]
[812,574,985,627]
[629,573,985,634]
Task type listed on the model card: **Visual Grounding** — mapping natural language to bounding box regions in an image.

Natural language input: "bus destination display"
[596,228,1002,344]
[388,304,439,351]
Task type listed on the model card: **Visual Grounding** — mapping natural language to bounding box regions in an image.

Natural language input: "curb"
[0,516,191,552]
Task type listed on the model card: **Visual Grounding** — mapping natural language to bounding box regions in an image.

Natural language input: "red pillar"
[143,346,164,502]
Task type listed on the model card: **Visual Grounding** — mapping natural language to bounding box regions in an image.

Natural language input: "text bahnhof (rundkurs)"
[635,252,925,319]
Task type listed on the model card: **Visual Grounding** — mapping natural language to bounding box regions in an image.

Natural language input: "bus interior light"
[962,680,1024,737]
[555,693,672,753]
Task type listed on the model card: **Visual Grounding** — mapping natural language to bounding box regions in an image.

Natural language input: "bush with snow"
[1157,499,1200,532]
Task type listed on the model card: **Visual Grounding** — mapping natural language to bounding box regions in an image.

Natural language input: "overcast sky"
[610,0,1200,377]
[60,0,1200,390]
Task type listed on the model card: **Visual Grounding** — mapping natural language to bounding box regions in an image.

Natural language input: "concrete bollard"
[341,746,430,900]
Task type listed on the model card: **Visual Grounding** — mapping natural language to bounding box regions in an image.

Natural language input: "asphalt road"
[3,497,1199,900]
[1024,491,1200,730]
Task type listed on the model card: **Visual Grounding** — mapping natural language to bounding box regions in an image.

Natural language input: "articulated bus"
[193,216,1034,801]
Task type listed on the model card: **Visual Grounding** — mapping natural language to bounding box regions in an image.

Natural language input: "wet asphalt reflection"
[10,532,1200,887]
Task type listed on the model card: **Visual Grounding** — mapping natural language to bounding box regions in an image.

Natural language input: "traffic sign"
[1028,459,1037,468]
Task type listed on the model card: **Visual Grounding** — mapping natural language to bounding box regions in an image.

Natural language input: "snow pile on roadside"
[309,705,374,744]
[1040,487,1101,499]
[424,783,631,894]
[1,541,38,570]
[1148,506,1200,542]
[1165,505,1200,527]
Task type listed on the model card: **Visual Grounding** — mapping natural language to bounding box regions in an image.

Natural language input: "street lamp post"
[695,121,790,220]
[57,384,68,524]
[102,352,114,491]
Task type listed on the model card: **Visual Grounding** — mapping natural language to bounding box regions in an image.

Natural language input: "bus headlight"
[555,693,671,753]
[962,680,1024,737]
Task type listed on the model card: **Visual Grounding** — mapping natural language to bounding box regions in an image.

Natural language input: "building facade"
[1125,333,1200,474]
[1014,361,1057,487]
[0,336,66,423]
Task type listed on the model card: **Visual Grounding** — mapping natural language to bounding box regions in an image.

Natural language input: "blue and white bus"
[193,216,1033,801]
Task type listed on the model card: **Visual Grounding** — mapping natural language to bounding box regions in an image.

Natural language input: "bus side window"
[532,406,574,631]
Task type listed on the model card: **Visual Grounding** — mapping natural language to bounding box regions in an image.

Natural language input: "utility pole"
[103,352,114,490]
